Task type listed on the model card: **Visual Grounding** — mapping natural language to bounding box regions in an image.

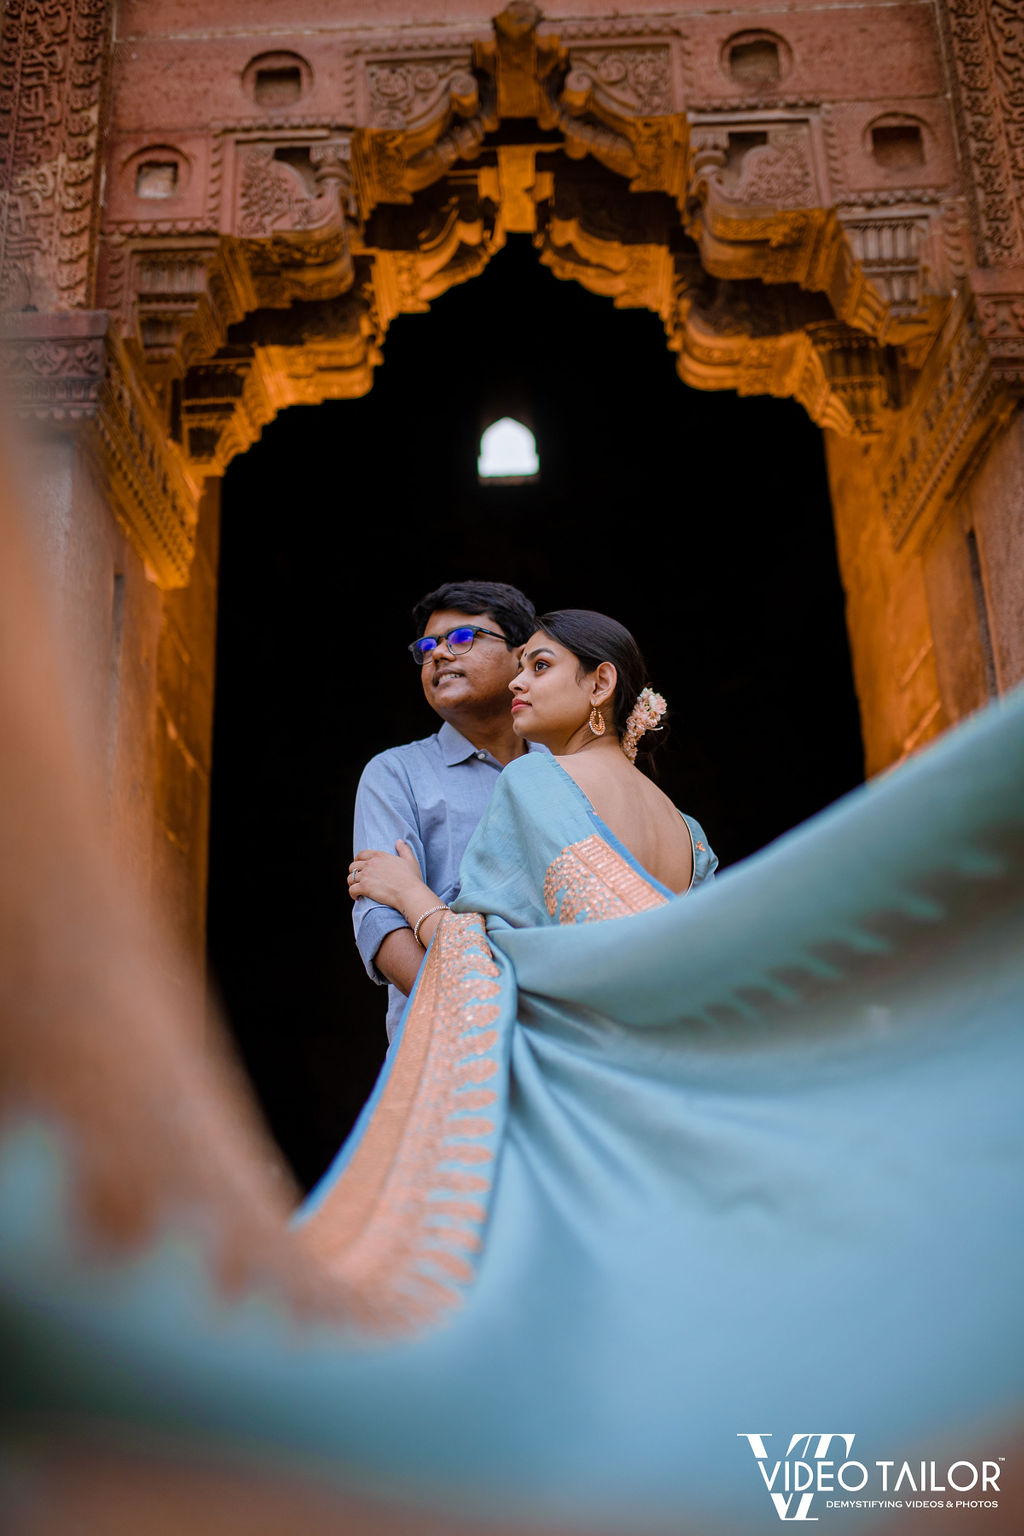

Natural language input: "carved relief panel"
[0,0,114,311]
[5,0,1023,592]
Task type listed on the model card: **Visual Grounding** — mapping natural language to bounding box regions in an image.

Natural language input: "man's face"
[418,609,520,723]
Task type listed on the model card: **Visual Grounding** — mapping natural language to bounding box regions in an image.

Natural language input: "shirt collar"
[437,720,547,767]
[438,720,484,766]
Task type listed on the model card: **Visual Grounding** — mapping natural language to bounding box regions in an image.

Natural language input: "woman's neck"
[553,729,624,760]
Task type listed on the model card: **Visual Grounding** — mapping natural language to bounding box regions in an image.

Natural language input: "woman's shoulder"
[500,749,558,789]
[491,752,595,840]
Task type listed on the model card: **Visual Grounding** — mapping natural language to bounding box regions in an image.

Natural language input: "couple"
[347,579,717,1046]
[298,579,720,1329]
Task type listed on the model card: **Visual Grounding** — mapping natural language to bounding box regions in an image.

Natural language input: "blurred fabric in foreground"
[0,414,1022,1536]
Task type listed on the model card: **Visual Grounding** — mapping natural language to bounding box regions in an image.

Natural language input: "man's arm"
[351,755,427,994]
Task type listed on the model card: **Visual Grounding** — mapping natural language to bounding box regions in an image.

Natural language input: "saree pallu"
[3,704,1024,1534]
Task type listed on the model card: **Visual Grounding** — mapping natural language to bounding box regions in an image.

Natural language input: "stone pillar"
[825,428,947,776]
[153,480,221,966]
[0,0,213,960]
[931,0,1024,709]
[821,0,1024,771]
[0,308,214,966]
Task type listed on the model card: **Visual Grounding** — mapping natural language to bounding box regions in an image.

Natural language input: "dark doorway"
[207,235,863,1190]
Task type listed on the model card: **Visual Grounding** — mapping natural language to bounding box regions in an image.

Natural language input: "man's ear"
[593,661,617,708]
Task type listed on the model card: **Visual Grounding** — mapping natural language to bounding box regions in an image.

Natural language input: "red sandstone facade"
[1,0,1022,954]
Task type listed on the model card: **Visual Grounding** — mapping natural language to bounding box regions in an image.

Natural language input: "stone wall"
[16,420,219,968]
[2,0,1023,957]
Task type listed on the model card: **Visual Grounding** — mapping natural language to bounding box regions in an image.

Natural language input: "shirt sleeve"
[352,754,428,985]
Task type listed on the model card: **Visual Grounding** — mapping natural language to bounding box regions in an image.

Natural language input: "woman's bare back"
[554,752,694,894]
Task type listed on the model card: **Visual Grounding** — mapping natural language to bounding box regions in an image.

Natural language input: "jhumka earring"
[589,705,606,737]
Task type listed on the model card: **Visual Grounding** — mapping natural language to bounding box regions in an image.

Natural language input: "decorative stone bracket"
[180,291,381,477]
[684,120,946,354]
[0,310,200,587]
[972,265,1024,393]
[670,284,897,437]
[106,135,360,373]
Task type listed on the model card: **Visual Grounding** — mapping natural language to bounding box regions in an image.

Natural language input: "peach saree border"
[299,911,503,1335]
[544,835,668,924]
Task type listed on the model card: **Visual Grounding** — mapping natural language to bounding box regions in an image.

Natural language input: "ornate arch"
[2,1,1022,589]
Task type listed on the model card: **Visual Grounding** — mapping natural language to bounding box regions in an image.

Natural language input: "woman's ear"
[592,661,617,709]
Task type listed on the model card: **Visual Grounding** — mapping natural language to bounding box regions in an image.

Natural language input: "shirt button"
[476,750,487,760]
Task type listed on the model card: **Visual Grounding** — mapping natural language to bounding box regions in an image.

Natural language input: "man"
[352,580,542,1040]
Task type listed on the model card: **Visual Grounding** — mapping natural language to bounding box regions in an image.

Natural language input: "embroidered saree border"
[544,835,668,924]
[299,912,503,1335]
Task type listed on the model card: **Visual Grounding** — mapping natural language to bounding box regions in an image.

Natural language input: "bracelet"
[412,903,449,946]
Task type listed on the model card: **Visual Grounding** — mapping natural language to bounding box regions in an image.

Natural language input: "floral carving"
[0,0,113,309]
[5,338,103,377]
[566,46,673,118]
[977,296,1024,339]
[365,56,476,131]
[734,129,815,207]
[237,147,321,238]
[941,0,1024,265]
[0,314,106,420]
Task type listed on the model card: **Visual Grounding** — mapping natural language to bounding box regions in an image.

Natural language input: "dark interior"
[207,235,864,1190]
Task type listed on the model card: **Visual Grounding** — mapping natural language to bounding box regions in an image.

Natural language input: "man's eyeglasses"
[408,625,511,665]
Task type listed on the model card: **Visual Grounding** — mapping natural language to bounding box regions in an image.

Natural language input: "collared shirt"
[353,721,546,1040]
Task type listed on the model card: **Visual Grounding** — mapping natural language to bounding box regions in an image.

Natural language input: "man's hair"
[412,580,537,646]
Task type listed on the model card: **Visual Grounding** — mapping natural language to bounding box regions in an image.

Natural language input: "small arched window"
[478,418,539,484]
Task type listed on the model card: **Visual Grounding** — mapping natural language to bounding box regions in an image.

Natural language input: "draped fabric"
[298,755,714,1336]
[3,702,1024,1534]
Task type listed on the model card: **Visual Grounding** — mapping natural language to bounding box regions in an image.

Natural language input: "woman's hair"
[535,609,664,759]
[413,580,537,647]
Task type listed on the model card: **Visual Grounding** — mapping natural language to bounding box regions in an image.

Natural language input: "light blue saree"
[3,703,1023,1533]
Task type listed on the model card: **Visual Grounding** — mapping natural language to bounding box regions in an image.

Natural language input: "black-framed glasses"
[408,625,511,665]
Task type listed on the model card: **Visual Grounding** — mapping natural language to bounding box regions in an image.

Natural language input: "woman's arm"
[348,841,449,971]
[374,927,429,996]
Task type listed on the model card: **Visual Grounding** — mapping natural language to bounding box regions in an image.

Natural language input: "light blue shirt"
[352,721,546,1039]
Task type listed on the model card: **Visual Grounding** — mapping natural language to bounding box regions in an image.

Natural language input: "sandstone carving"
[0,0,1021,591]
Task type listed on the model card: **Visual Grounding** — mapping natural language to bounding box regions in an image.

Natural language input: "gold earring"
[589,705,606,737]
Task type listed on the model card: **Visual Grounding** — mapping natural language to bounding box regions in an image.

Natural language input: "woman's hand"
[347,840,435,922]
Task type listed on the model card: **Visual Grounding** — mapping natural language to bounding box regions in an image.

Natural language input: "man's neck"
[445,714,528,767]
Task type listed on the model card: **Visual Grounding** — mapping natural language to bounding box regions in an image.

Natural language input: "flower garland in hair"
[621,686,667,762]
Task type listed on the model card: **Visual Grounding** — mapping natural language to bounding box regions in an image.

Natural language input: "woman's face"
[510,631,615,751]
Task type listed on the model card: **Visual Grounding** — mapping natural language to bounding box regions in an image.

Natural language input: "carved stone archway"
[2,0,1023,954]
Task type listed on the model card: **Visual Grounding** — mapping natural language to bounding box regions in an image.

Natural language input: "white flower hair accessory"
[621,686,667,762]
